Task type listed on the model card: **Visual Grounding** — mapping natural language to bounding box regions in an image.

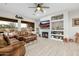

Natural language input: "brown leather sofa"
[0,35,26,56]
[17,31,37,43]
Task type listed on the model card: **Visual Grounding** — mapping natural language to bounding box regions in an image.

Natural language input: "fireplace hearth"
[42,32,48,38]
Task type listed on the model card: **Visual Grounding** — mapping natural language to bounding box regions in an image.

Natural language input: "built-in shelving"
[51,34,64,36]
[51,30,64,31]
[39,13,64,41]
[51,19,64,22]
[51,14,64,41]
[51,38,63,41]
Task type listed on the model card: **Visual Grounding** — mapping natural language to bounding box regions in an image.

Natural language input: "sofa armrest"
[0,41,25,53]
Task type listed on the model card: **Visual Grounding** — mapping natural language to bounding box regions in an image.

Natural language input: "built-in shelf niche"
[51,31,64,35]
[51,31,64,40]
[51,14,63,20]
[51,21,64,30]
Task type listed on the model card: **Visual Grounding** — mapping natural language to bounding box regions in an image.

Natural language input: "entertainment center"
[39,12,66,41]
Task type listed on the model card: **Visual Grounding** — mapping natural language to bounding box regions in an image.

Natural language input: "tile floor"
[25,37,79,56]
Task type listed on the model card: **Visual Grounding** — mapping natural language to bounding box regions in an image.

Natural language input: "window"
[15,23,28,28]
[0,21,17,29]
[21,23,27,28]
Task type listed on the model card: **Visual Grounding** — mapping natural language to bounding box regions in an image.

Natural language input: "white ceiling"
[0,3,79,20]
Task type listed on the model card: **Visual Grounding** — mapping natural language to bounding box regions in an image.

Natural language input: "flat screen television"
[40,20,50,29]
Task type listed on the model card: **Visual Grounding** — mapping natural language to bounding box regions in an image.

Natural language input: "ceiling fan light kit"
[36,7,41,11]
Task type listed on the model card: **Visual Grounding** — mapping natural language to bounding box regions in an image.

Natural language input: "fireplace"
[42,32,48,38]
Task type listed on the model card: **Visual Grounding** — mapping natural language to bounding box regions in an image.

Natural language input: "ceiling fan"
[28,3,50,13]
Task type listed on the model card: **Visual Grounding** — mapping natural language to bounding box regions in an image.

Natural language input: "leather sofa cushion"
[0,35,8,48]
[17,31,28,37]
[9,38,19,44]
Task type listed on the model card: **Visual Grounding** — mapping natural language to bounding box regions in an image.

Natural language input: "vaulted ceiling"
[0,3,79,20]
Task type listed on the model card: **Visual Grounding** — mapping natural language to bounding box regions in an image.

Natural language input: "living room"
[0,3,79,56]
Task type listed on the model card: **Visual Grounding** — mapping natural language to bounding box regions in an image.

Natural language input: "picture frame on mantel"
[72,18,79,27]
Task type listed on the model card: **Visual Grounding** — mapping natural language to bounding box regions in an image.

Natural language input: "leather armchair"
[0,41,26,56]
[0,34,26,56]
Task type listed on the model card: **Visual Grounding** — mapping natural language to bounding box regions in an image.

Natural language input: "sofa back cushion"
[17,31,28,37]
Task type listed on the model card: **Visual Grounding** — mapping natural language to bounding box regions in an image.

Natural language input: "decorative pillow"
[0,35,8,48]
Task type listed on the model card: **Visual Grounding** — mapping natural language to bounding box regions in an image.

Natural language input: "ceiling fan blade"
[40,8,44,12]
[28,7,36,8]
[34,3,38,5]
[42,6,50,8]
[34,3,43,5]
[39,3,43,5]
[34,9,37,13]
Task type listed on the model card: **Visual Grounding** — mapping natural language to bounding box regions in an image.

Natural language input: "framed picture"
[72,18,79,27]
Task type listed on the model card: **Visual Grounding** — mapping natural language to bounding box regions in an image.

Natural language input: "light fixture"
[36,7,41,11]
[29,3,49,13]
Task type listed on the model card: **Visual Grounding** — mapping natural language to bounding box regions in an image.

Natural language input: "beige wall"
[68,9,79,39]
